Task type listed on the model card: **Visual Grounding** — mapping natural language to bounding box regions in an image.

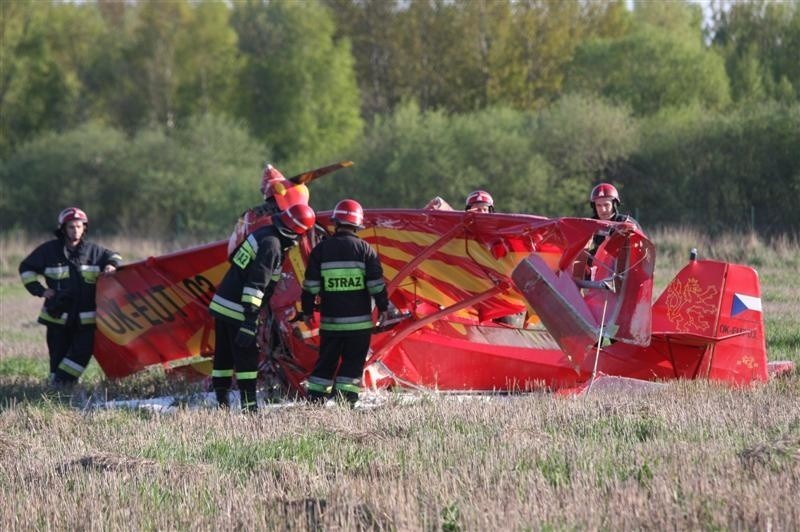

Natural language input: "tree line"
[1,0,798,237]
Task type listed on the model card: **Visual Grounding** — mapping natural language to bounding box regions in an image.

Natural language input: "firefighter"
[587,183,641,255]
[301,199,389,406]
[465,190,495,213]
[209,203,316,412]
[18,207,122,385]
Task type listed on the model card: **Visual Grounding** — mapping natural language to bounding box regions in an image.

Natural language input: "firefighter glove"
[235,317,258,348]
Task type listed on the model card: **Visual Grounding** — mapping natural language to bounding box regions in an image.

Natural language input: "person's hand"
[43,288,56,299]
[376,310,389,327]
[103,264,117,273]
[616,222,636,236]
[234,317,258,348]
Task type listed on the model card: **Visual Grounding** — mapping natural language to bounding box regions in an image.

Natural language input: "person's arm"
[18,244,51,298]
[101,247,123,272]
[301,246,322,327]
[241,236,282,315]
[621,215,643,235]
[233,236,281,347]
[364,245,389,323]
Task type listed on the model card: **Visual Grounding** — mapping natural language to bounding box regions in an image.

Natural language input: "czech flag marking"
[731,293,762,316]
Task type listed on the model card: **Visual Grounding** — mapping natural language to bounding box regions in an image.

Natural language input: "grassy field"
[0,230,798,530]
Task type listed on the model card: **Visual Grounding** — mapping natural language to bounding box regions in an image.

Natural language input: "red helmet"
[590,183,619,203]
[332,199,364,228]
[465,190,494,212]
[277,204,316,237]
[58,207,88,226]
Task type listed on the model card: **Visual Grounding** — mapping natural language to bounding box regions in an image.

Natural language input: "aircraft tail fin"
[652,259,775,383]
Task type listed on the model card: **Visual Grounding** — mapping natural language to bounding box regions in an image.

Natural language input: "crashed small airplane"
[93,170,793,395]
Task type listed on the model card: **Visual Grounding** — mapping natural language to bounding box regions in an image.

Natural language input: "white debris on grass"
[93,389,479,413]
[90,379,665,413]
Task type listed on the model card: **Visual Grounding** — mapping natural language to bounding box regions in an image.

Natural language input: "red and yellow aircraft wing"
[94,208,787,390]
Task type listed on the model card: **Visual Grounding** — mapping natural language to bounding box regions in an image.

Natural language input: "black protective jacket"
[209,224,288,325]
[301,231,388,334]
[19,238,122,326]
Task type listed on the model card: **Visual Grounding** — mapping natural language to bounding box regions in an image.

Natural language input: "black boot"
[52,369,78,387]
[307,390,327,405]
[215,389,230,408]
[335,390,359,407]
[239,382,258,413]
[212,375,232,409]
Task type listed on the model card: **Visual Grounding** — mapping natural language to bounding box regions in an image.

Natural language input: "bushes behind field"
[1,98,798,238]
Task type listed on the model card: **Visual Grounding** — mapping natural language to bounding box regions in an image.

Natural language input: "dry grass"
[650,227,800,270]
[0,229,798,529]
[0,231,213,276]
[0,385,798,530]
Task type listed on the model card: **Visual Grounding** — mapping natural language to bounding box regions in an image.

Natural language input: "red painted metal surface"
[93,208,791,390]
[93,241,226,378]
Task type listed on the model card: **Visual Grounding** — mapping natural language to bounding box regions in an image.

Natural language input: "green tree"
[323,0,407,117]
[119,114,265,236]
[534,93,639,215]
[567,25,731,115]
[445,107,552,214]
[324,0,631,115]
[583,0,632,40]
[80,0,241,133]
[626,102,800,232]
[314,98,638,217]
[326,102,466,209]
[633,0,703,39]
[491,0,585,110]
[81,1,144,133]
[0,123,130,232]
[452,0,515,111]
[311,102,529,211]
[35,1,109,127]
[128,0,193,128]
[77,0,182,133]
[174,0,242,119]
[0,1,75,156]
[231,0,363,164]
[389,0,496,112]
[0,116,266,237]
[712,0,800,103]
[325,0,515,114]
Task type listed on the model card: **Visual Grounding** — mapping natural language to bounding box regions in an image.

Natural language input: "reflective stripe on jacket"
[301,231,388,334]
[18,238,122,327]
[209,224,285,325]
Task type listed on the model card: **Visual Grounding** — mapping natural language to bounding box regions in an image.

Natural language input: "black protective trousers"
[212,319,260,410]
[46,325,94,383]
[310,332,371,398]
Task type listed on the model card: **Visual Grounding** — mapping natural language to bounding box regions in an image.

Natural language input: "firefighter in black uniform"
[301,199,389,406]
[209,203,316,412]
[18,207,122,385]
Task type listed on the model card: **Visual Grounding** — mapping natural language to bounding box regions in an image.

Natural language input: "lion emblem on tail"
[665,278,719,333]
